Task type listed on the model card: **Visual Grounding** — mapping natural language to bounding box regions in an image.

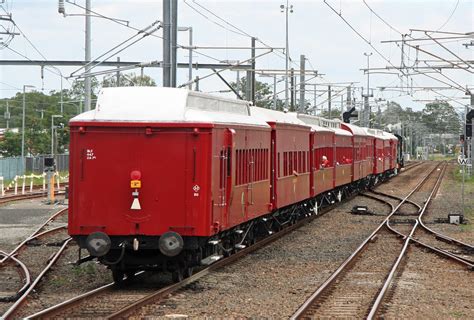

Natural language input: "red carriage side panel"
[223,126,271,229]
[312,130,335,195]
[274,124,311,209]
[334,130,353,187]
[340,123,370,182]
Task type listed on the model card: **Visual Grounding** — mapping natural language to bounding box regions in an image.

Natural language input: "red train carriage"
[69,87,272,281]
[365,128,384,175]
[340,123,371,183]
[384,132,399,171]
[69,87,400,281]
[251,107,312,210]
[295,114,335,197]
[333,127,353,187]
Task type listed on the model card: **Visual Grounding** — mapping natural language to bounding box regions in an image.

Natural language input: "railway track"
[27,191,360,319]
[0,187,66,206]
[291,161,473,319]
[0,207,70,319]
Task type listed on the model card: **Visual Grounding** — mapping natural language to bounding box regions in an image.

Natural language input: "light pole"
[21,85,35,172]
[363,52,373,127]
[280,1,293,110]
[51,115,63,157]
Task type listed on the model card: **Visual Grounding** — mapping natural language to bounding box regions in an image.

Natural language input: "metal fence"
[0,154,69,180]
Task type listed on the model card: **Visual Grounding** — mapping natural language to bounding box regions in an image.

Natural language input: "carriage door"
[218,129,234,226]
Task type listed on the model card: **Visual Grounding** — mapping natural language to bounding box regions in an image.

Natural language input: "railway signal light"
[343,107,358,123]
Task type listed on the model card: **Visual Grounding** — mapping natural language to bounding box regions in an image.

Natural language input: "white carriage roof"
[383,131,398,140]
[296,114,351,136]
[364,128,391,140]
[70,87,270,128]
[341,123,367,136]
[250,107,309,127]
[293,114,334,133]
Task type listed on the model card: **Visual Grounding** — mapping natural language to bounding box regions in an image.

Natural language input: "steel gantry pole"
[21,85,35,173]
[363,52,373,127]
[281,1,293,110]
[299,54,305,112]
[84,0,92,111]
[171,0,178,87]
[163,0,171,87]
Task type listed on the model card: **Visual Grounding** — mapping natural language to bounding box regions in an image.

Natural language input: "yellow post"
[49,174,55,203]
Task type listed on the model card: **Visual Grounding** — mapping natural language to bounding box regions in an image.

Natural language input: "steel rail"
[28,195,355,319]
[367,162,449,319]
[401,161,423,172]
[373,188,474,251]
[0,183,67,198]
[290,162,441,319]
[366,191,474,267]
[0,250,31,302]
[2,238,72,319]
[0,208,68,264]
[27,225,68,242]
[106,201,338,320]
[25,283,116,319]
[368,190,422,212]
[0,190,66,207]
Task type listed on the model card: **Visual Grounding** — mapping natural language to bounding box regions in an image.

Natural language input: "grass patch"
[72,262,99,277]
[451,166,474,230]
[430,153,456,161]
[450,311,465,318]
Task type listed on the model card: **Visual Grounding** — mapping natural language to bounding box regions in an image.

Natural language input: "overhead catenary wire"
[69,21,162,78]
[323,0,407,78]
[184,0,299,68]
[9,20,70,84]
[65,0,228,64]
[360,1,470,100]
[434,0,460,32]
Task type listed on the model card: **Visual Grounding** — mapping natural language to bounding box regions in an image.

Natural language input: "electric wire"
[65,0,225,64]
[435,0,460,32]
[8,20,71,86]
[184,0,298,68]
[69,21,161,77]
[361,0,469,102]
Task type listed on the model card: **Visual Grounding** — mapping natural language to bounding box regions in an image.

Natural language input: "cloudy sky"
[0,0,472,113]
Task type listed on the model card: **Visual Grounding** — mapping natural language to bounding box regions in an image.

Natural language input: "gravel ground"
[4,162,472,319]
[14,242,114,318]
[0,197,67,252]
[301,228,404,318]
[423,163,474,244]
[381,245,473,319]
[128,196,391,319]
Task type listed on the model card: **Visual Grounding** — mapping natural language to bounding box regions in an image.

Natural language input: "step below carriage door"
[218,128,235,226]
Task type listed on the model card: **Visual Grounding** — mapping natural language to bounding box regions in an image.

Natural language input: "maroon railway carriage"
[69,87,400,281]
[340,123,371,183]
[69,87,273,281]
[295,114,335,197]
[385,132,399,171]
[364,128,398,179]
[251,107,312,210]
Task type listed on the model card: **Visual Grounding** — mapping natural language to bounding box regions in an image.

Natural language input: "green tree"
[230,77,277,109]
[0,131,21,157]
[66,77,100,102]
[102,72,156,87]
[421,101,460,135]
